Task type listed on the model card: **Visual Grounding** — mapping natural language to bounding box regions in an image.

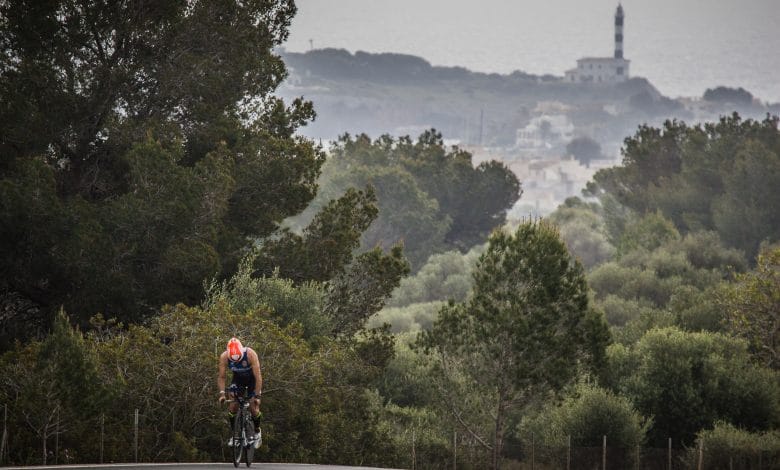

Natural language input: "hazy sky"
[286,0,780,101]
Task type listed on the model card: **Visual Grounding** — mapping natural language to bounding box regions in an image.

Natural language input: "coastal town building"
[565,4,630,83]
[515,115,574,150]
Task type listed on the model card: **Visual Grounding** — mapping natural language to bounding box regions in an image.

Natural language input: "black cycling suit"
[228,348,256,397]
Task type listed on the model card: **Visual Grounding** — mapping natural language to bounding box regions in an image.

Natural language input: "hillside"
[278,48,683,147]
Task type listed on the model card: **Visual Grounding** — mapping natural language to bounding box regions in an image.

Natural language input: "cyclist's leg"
[244,377,262,433]
[227,381,240,437]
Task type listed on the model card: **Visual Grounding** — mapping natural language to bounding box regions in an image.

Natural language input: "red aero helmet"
[227,337,244,362]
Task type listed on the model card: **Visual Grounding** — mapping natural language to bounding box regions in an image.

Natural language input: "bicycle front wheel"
[244,414,255,467]
[232,409,243,468]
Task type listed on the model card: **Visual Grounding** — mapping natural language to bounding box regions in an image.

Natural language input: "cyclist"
[218,337,263,447]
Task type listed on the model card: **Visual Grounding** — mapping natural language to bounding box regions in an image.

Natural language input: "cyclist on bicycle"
[218,337,263,445]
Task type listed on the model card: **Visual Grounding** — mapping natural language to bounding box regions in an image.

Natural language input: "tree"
[713,140,780,257]
[547,197,615,269]
[589,114,780,260]
[419,220,610,469]
[719,245,780,370]
[605,327,780,447]
[395,130,521,250]
[386,244,485,308]
[703,86,754,106]
[0,0,325,330]
[256,187,379,284]
[587,229,746,340]
[0,312,110,464]
[566,137,603,168]
[324,245,410,336]
[295,130,521,268]
[617,211,680,256]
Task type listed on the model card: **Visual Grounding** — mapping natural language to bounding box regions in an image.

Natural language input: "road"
[1,464,401,470]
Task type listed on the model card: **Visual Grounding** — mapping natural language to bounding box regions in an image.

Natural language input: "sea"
[284,0,780,103]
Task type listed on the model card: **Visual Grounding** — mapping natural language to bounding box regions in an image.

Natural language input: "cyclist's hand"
[218,393,227,404]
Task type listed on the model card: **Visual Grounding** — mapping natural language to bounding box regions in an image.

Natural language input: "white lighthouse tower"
[565,4,630,83]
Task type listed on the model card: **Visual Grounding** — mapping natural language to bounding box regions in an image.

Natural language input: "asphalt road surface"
[1,464,401,470]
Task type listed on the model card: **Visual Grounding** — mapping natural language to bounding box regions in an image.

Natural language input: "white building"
[565,4,630,83]
[515,115,574,150]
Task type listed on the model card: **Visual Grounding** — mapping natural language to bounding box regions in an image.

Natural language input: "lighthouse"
[614,4,624,59]
[564,4,630,83]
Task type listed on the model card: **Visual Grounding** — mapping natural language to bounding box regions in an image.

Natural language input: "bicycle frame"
[226,385,256,467]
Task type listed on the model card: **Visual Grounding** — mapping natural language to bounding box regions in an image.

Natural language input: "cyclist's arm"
[217,351,228,394]
[248,348,263,397]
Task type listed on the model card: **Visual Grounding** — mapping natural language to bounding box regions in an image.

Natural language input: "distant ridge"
[275,49,780,146]
[281,48,556,84]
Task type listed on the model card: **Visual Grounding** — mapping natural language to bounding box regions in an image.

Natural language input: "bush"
[387,246,483,308]
[368,301,444,333]
[691,422,780,469]
[604,328,780,447]
[519,383,650,455]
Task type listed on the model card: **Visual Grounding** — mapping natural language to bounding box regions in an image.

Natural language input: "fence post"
[55,408,59,465]
[1,404,7,465]
[697,438,703,470]
[567,435,571,470]
[134,409,139,463]
[602,435,606,470]
[668,437,672,470]
[100,414,104,464]
[636,444,640,470]
[453,430,457,470]
[411,429,416,470]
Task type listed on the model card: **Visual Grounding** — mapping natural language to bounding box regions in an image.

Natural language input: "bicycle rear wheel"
[232,409,243,468]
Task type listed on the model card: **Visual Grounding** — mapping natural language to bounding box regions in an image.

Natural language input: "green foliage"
[719,245,780,370]
[378,334,438,407]
[356,166,452,268]
[703,87,754,105]
[520,383,650,449]
[204,255,329,339]
[256,186,379,284]
[669,285,725,332]
[0,0,324,332]
[589,263,676,307]
[0,299,401,465]
[294,130,520,268]
[566,137,603,167]
[713,141,780,260]
[547,197,616,269]
[379,401,455,469]
[325,245,410,336]
[368,301,445,333]
[0,312,111,464]
[588,230,746,340]
[419,220,610,467]
[387,245,484,308]
[590,114,780,260]
[617,211,680,256]
[604,327,780,447]
[694,422,780,468]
